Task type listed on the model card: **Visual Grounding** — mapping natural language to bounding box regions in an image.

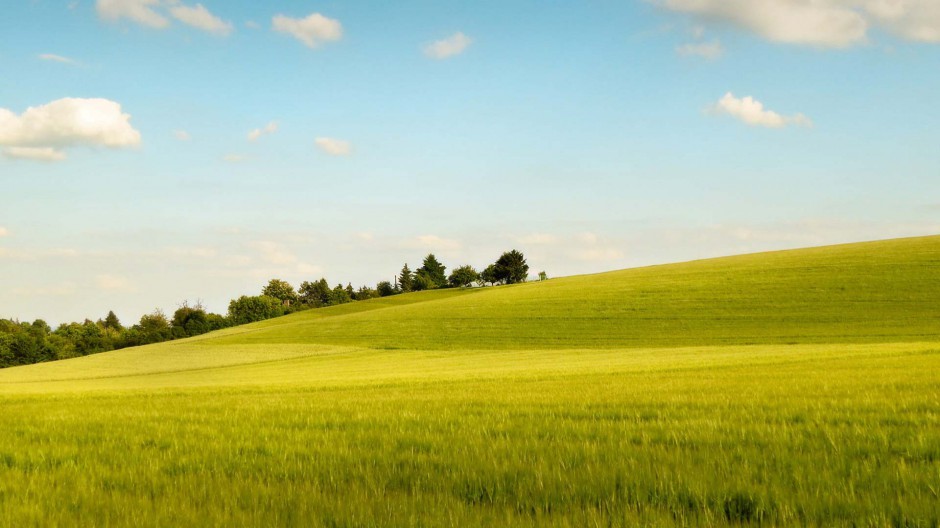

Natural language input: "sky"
[1,0,939,326]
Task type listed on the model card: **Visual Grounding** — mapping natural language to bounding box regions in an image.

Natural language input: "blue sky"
[1,0,938,325]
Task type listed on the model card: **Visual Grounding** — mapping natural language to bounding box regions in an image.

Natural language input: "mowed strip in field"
[1,236,938,526]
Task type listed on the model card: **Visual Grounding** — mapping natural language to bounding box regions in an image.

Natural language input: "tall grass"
[0,236,938,526]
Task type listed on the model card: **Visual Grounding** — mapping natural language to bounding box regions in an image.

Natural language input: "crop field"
[1,236,939,526]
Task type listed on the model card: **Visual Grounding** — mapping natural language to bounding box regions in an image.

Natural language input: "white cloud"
[0,98,141,161]
[169,3,233,35]
[245,20,260,29]
[424,32,472,59]
[711,92,813,128]
[653,0,940,47]
[314,137,352,156]
[95,274,137,292]
[39,53,79,65]
[174,129,191,141]
[2,147,68,162]
[248,121,278,141]
[866,0,940,42]
[0,227,8,237]
[96,0,169,29]
[272,13,342,48]
[676,40,724,59]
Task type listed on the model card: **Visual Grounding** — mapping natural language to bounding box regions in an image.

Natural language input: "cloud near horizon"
[272,12,342,48]
[0,98,141,161]
[711,92,813,128]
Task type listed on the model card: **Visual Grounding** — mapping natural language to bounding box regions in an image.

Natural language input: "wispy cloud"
[424,32,472,59]
[248,121,278,141]
[38,53,80,65]
[96,0,169,29]
[676,40,723,59]
[314,137,352,156]
[272,12,342,48]
[169,3,233,35]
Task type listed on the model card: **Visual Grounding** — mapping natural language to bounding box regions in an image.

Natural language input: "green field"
[1,236,939,526]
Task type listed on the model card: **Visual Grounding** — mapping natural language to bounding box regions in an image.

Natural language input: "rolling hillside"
[0,236,938,526]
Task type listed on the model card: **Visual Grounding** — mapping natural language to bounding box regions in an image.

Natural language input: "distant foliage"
[228,296,285,325]
[2,247,540,369]
[262,279,298,305]
[494,250,529,284]
[448,265,480,288]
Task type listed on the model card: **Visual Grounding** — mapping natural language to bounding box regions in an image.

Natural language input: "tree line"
[1,249,538,369]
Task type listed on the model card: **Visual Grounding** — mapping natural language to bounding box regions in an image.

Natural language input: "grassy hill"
[0,236,938,526]
[210,234,940,349]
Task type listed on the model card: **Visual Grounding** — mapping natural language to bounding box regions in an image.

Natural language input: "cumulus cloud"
[169,3,233,35]
[96,0,169,28]
[424,32,472,59]
[39,53,79,65]
[272,13,342,48]
[711,92,813,128]
[866,0,940,42]
[0,227,8,237]
[676,40,724,59]
[174,129,191,141]
[0,98,141,161]
[248,121,278,141]
[652,0,940,47]
[314,137,352,156]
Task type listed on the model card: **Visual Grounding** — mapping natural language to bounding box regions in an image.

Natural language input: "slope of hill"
[0,236,938,526]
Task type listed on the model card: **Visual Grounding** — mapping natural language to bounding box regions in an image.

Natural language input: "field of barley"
[1,236,938,526]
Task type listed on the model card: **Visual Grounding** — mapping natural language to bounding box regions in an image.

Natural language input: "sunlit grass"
[0,236,938,526]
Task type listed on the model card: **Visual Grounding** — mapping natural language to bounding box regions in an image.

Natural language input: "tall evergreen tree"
[399,264,414,292]
[103,310,123,331]
[417,254,447,288]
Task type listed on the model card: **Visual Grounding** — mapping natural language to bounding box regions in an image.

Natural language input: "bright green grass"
[204,235,940,349]
[1,236,939,526]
